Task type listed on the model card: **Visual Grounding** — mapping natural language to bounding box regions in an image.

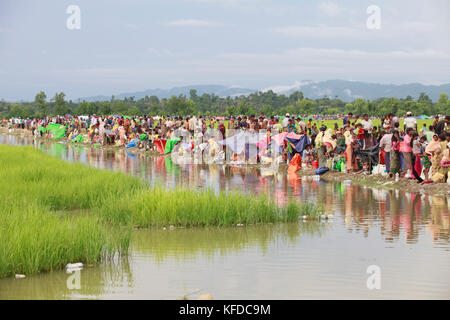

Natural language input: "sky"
[0,0,449,101]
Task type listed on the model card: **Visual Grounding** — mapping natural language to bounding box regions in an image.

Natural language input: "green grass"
[0,144,320,278]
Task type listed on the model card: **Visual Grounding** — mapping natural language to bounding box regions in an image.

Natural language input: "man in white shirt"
[404,111,417,132]
[282,113,290,129]
[360,114,373,149]
[379,131,393,172]
[360,114,373,132]
[189,116,196,134]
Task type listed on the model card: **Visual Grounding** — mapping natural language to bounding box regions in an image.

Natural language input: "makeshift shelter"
[286,134,311,161]
[125,138,138,149]
[46,123,66,139]
[218,132,259,153]
[71,134,84,143]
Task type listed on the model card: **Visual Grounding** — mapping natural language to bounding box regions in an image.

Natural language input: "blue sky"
[0,0,449,101]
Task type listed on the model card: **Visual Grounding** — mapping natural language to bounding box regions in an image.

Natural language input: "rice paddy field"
[0,144,320,278]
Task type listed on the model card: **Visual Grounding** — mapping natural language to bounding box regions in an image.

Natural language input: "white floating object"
[163,227,167,230]
[320,215,327,220]
[302,215,308,219]
[15,274,26,279]
[66,267,83,273]
[66,263,83,269]
[169,225,175,231]
[236,224,244,227]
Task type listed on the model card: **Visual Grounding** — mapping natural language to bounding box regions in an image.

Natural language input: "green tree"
[53,92,68,115]
[99,102,112,115]
[261,104,274,116]
[34,91,48,117]
[77,100,89,115]
[296,99,315,114]
[437,93,449,114]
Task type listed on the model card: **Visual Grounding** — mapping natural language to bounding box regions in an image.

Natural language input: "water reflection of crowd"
[2,133,449,245]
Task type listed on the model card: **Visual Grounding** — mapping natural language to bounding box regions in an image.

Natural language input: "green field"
[0,144,321,278]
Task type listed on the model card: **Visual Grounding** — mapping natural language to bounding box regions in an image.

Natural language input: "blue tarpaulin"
[286,135,311,160]
[125,138,138,149]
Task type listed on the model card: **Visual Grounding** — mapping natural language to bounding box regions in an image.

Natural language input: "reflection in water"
[1,134,448,244]
[1,134,449,299]
[0,257,133,300]
[132,223,329,263]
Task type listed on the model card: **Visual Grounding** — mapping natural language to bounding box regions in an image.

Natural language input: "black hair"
[409,132,418,148]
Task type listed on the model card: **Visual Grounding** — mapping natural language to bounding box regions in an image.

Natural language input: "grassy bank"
[0,144,320,278]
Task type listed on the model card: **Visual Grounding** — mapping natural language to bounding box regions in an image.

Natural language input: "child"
[410,133,424,183]
[419,136,431,183]
[356,123,365,148]
[302,144,314,167]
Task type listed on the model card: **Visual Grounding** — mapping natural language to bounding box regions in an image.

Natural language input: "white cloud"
[262,80,316,94]
[318,1,341,17]
[271,25,367,39]
[42,48,450,89]
[182,47,450,84]
[162,19,218,27]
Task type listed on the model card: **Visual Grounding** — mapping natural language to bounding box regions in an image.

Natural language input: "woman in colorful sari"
[390,130,401,177]
[425,134,442,182]
[344,125,356,172]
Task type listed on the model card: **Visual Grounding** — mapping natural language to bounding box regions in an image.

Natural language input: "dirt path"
[297,169,449,197]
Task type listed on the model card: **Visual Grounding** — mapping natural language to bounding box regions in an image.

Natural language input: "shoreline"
[2,126,449,197]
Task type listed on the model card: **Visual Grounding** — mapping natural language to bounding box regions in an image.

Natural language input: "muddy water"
[0,134,449,299]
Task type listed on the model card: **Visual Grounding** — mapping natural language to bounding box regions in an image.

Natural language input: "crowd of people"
[2,112,450,184]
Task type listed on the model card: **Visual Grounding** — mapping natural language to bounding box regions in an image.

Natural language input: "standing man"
[404,111,417,132]
[343,112,353,126]
[434,115,450,136]
[282,113,290,130]
[360,114,373,149]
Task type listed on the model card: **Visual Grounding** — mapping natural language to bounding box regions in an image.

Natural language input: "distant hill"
[78,85,254,102]
[262,80,450,102]
[78,80,450,102]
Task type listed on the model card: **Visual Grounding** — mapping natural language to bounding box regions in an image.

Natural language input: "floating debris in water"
[66,263,83,270]
[236,224,244,227]
[15,274,26,279]
[169,225,175,231]
[66,264,83,273]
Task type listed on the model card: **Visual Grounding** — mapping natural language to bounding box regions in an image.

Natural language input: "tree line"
[1,89,449,119]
